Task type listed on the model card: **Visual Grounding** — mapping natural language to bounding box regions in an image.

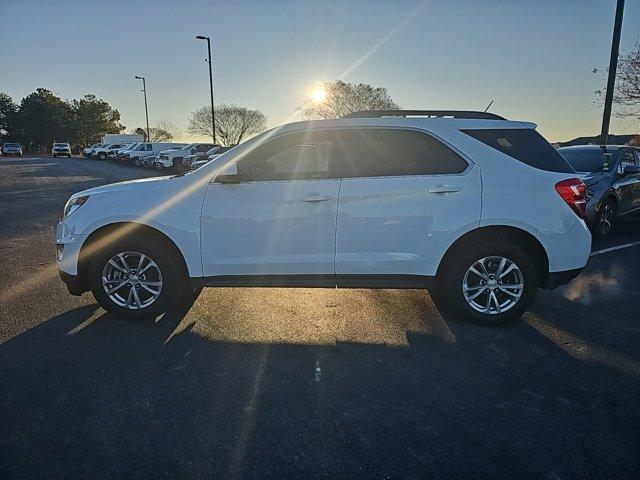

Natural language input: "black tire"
[89,235,188,319]
[433,240,538,326]
[99,152,107,160]
[592,198,616,240]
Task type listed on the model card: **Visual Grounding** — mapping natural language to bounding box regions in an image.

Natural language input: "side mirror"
[215,163,242,183]
[623,165,640,176]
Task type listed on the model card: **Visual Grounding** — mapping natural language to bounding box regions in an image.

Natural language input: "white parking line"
[590,241,640,257]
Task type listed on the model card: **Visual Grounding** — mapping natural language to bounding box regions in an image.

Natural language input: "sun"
[311,85,327,103]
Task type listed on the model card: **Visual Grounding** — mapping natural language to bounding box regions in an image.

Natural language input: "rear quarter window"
[462,128,574,173]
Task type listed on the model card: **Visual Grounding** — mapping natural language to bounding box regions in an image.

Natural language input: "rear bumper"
[542,267,583,289]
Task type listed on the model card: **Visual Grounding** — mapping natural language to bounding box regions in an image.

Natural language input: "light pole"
[600,0,625,146]
[196,35,216,144]
[134,75,150,143]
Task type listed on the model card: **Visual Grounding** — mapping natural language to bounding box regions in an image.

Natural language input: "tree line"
[0,80,402,153]
[0,89,125,152]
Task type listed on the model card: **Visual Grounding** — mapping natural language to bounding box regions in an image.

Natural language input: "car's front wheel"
[89,237,188,319]
[433,240,538,325]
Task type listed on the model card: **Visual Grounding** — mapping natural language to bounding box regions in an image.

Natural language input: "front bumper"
[59,270,85,295]
[56,221,89,294]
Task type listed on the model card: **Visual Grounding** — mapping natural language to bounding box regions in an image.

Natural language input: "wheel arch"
[598,190,618,210]
[437,225,549,287]
[77,222,189,293]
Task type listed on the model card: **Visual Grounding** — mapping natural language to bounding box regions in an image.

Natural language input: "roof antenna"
[484,99,494,112]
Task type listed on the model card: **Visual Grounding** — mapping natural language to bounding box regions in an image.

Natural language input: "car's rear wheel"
[89,237,188,319]
[433,240,538,325]
[593,198,616,239]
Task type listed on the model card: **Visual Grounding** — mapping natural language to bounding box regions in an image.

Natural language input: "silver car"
[2,143,23,156]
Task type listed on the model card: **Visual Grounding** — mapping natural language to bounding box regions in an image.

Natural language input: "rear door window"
[462,128,574,173]
[340,128,468,178]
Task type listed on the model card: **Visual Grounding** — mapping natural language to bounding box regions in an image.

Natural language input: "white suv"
[55,110,591,324]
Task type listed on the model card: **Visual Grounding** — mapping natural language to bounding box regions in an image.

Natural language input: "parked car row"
[81,140,234,172]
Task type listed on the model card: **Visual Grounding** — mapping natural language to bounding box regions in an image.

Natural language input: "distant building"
[557,134,638,147]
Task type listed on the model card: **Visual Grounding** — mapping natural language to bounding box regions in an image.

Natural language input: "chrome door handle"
[428,185,461,194]
[301,195,332,202]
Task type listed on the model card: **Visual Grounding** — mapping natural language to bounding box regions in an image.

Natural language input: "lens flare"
[311,86,326,103]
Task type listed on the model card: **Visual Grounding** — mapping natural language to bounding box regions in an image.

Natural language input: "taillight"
[555,178,587,219]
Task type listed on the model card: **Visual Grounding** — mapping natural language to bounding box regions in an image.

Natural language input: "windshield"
[4,143,19,147]
[181,143,197,151]
[54,143,69,148]
[559,149,613,172]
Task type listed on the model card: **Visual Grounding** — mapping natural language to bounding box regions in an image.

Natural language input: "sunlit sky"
[1,0,639,142]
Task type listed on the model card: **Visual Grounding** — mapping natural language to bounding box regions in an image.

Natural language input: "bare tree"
[154,120,181,140]
[130,121,180,142]
[595,38,640,119]
[187,104,268,146]
[296,80,400,119]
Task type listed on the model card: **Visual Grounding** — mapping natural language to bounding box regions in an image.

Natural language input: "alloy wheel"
[101,251,163,309]
[462,256,524,315]
[599,203,614,236]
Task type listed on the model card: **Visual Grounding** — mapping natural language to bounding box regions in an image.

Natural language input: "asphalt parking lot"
[1,156,639,479]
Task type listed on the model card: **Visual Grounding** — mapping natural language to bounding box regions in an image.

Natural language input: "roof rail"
[343,110,506,120]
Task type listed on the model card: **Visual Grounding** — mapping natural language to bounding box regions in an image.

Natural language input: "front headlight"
[62,195,89,219]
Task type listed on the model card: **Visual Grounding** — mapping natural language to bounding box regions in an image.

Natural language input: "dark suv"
[558,145,640,238]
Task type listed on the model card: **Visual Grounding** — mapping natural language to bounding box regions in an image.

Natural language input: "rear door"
[335,128,481,280]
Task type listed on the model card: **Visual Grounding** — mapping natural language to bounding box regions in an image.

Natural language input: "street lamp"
[195,35,216,144]
[134,75,150,143]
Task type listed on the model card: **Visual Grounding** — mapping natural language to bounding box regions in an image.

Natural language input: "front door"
[615,149,640,214]
[200,130,344,278]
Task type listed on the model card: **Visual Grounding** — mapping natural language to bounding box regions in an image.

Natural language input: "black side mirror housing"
[623,165,640,176]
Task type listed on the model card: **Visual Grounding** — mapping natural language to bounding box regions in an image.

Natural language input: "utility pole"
[135,75,150,142]
[196,35,216,144]
[600,0,625,146]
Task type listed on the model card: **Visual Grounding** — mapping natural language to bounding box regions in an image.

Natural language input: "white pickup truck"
[155,143,217,171]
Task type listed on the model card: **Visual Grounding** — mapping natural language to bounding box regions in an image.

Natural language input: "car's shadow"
[1,281,639,479]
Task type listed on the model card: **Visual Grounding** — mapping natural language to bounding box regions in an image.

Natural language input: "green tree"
[70,94,125,146]
[0,92,18,139]
[296,80,400,119]
[14,88,72,151]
